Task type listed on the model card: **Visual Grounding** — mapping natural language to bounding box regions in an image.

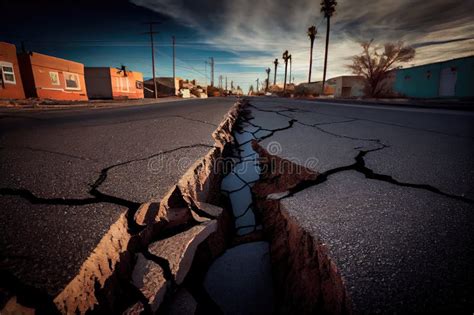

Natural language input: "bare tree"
[348,40,415,97]
[307,25,317,83]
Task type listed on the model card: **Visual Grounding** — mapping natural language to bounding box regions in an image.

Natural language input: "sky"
[2,0,473,92]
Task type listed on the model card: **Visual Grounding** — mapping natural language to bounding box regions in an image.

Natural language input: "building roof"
[21,51,84,73]
[398,55,474,71]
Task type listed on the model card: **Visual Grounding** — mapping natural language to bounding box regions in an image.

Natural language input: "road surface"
[0,98,236,300]
[1,96,473,313]
[247,97,474,313]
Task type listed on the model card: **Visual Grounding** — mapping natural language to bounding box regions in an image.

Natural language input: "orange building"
[18,52,88,101]
[85,67,144,100]
[0,42,25,99]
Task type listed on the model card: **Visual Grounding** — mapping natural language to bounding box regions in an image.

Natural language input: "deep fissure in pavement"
[164,101,471,315]
[3,99,471,314]
[203,109,275,314]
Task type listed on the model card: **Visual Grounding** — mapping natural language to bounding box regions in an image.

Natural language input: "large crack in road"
[247,103,472,203]
[0,144,214,233]
[1,98,472,314]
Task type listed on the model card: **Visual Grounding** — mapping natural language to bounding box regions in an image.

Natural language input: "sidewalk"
[0,97,187,111]
[295,96,474,111]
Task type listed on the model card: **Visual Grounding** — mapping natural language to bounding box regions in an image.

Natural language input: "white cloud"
[131,0,474,86]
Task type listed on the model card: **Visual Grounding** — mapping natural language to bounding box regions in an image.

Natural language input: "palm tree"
[307,26,317,83]
[265,68,271,92]
[321,0,337,94]
[273,58,279,86]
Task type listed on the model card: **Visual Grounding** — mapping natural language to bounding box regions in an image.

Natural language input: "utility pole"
[273,58,278,86]
[322,18,330,95]
[172,35,176,95]
[231,80,234,90]
[283,50,290,92]
[265,68,271,92]
[209,57,215,87]
[225,76,228,91]
[256,78,259,93]
[144,22,160,99]
[204,61,208,86]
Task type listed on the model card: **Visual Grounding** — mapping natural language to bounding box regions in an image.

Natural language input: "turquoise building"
[394,55,474,98]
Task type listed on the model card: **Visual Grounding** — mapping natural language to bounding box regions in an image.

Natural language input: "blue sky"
[2,0,473,92]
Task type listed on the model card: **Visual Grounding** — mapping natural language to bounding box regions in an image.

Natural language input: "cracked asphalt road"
[0,97,236,297]
[247,98,474,313]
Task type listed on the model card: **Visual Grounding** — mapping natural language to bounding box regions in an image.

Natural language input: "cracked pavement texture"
[248,97,474,312]
[0,97,236,297]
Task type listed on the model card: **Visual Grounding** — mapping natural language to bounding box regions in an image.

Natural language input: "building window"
[49,71,60,86]
[64,72,81,90]
[136,80,143,89]
[120,77,129,92]
[0,62,16,84]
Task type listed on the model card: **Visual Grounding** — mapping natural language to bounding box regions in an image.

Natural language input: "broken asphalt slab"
[0,98,237,312]
[246,98,474,313]
[282,171,474,314]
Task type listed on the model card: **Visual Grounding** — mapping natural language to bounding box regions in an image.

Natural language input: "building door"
[439,67,457,97]
[341,86,351,97]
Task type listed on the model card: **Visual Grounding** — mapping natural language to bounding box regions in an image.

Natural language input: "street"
[1,97,473,313]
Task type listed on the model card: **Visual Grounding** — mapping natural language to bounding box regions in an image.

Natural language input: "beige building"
[327,76,365,98]
[294,81,335,96]
[144,77,181,98]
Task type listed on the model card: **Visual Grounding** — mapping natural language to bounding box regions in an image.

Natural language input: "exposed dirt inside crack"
[252,143,352,314]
